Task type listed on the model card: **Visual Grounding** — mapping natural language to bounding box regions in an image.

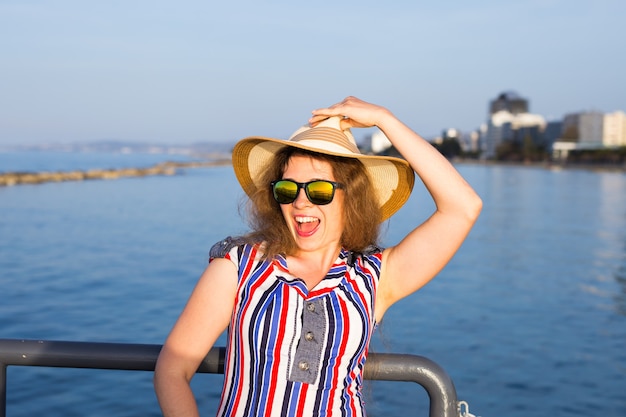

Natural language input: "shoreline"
[2,157,623,188]
[0,159,231,187]
[452,158,626,173]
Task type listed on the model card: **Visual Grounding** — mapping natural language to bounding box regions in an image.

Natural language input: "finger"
[311,106,338,116]
[339,118,354,131]
[308,113,332,126]
[309,105,345,125]
[340,118,369,130]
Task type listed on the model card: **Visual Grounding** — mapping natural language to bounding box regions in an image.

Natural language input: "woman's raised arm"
[311,96,482,321]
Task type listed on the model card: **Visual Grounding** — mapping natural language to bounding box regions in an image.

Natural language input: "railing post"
[365,353,459,417]
[1,363,6,417]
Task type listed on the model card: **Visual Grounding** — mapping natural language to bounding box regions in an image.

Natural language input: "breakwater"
[0,159,230,186]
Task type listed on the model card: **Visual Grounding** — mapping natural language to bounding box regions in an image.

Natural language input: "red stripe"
[295,382,310,416]
[230,245,270,413]
[342,296,359,417]
[264,284,290,414]
[346,272,370,325]
[327,296,351,413]
[220,251,239,405]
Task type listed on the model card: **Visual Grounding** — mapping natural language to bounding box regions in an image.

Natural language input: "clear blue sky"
[1,0,625,146]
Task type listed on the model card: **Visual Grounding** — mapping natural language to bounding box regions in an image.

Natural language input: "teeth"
[296,216,317,224]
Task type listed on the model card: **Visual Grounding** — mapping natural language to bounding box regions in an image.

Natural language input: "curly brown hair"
[244,147,382,258]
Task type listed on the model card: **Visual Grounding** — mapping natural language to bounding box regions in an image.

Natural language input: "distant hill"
[1,140,236,159]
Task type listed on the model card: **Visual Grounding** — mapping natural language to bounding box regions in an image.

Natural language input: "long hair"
[244,147,382,258]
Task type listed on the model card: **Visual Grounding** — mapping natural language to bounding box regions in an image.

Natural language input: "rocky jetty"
[0,160,230,187]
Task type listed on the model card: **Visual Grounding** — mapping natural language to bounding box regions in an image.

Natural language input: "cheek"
[331,196,346,229]
[279,205,291,224]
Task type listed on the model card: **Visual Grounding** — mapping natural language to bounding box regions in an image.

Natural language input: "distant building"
[463,130,481,154]
[477,124,488,155]
[370,129,392,154]
[560,113,580,141]
[543,120,563,150]
[489,91,529,115]
[483,92,546,158]
[560,111,613,143]
[578,112,604,144]
[432,127,480,155]
[555,110,626,147]
[603,111,626,146]
[552,110,626,160]
[438,128,462,146]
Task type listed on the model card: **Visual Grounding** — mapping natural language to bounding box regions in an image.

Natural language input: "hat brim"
[232,136,415,221]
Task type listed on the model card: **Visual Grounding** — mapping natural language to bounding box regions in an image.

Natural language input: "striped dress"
[210,238,382,417]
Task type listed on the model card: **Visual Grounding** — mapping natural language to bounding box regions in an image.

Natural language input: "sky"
[1,0,625,146]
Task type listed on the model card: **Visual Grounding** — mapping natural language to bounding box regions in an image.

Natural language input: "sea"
[1,150,625,417]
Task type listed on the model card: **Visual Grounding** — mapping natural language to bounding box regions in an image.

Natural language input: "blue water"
[1,153,625,417]
[0,150,194,173]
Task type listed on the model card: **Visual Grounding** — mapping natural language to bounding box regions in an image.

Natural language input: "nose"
[292,186,311,207]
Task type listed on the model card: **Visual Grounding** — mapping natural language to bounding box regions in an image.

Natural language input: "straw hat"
[231,116,415,221]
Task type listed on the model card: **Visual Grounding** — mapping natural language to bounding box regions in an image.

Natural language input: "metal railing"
[0,338,459,417]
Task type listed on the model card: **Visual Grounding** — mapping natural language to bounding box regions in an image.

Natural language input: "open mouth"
[295,215,320,237]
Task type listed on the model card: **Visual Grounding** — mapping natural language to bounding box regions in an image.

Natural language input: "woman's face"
[279,155,345,255]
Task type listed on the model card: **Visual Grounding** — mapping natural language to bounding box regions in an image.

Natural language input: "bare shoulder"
[196,257,238,291]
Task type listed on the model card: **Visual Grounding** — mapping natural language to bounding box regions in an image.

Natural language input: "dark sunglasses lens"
[273,180,298,204]
[306,181,335,205]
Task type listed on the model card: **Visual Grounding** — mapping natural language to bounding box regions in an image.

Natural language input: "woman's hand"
[309,96,392,130]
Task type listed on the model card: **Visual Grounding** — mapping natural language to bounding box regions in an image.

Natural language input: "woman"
[154,97,482,416]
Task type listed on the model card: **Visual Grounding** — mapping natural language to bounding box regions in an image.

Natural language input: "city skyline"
[1,0,625,146]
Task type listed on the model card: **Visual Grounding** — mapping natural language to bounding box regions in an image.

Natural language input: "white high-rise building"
[603,111,626,147]
[370,129,392,154]
[484,110,546,158]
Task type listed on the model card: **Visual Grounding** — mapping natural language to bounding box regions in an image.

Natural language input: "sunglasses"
[271,179,344,205]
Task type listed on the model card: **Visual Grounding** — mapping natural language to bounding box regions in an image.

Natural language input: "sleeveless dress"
[209,237,383,417]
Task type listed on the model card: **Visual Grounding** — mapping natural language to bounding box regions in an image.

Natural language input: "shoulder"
[209,235,268,266]
[209,236,250,260]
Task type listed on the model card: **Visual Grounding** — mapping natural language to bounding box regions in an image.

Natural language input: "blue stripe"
[256,284,284,414]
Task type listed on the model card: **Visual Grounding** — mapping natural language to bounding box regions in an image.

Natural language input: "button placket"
[289,298,326,384]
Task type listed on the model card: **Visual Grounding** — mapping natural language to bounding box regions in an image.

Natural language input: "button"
[306,302,315,312]
[305,332,314,341]
[298,361,310,371]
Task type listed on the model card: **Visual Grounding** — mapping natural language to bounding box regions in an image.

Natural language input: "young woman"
[154,96,482,417]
